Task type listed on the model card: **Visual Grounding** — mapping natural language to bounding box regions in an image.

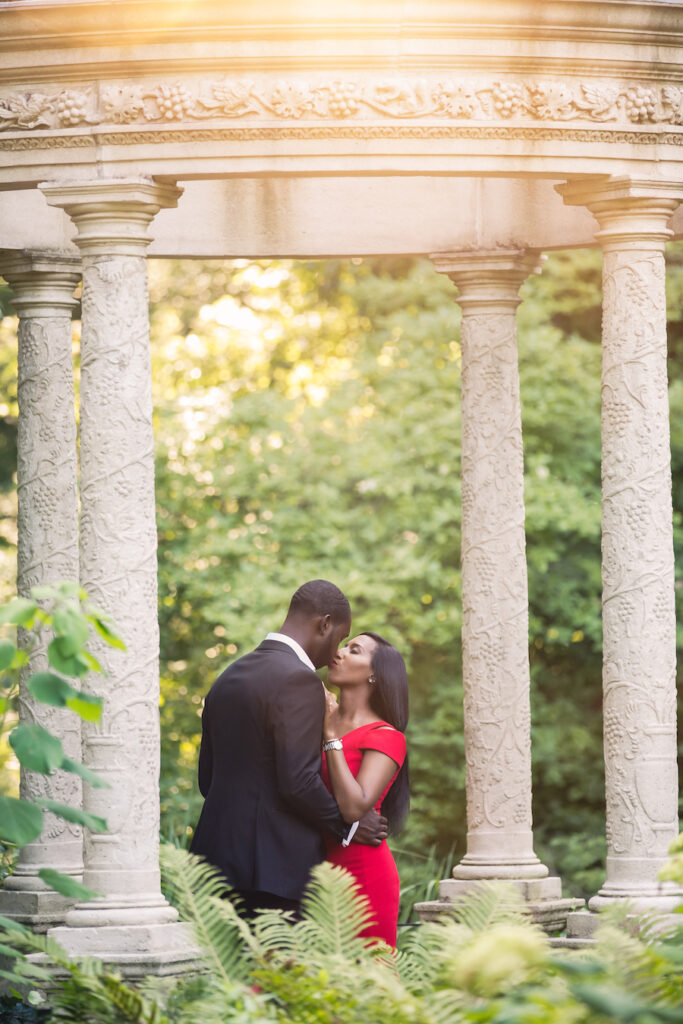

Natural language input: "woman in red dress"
[321,632,409,948]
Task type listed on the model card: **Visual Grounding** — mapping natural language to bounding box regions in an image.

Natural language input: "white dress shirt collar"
[265,631,316,672]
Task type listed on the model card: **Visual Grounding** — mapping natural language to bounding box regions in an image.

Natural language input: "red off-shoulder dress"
[321,720,407,947]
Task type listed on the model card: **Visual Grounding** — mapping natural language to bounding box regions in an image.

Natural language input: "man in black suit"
[190,579,386,914]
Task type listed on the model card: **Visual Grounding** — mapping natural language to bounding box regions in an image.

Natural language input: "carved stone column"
[414,251,584,933]
[560,179,683,914]
[432,251,553,887]
[0,251,81,931]
[39,180,195,973]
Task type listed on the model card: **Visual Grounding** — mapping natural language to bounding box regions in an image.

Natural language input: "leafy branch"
[0,582,124,900]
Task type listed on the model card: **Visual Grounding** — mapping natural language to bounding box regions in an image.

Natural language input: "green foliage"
[0,993,51,1023]
[3,850,682,1024]
[659,832,683,887]
[148,252,621,895]
[2,247,683,900]
[0,583,121,893]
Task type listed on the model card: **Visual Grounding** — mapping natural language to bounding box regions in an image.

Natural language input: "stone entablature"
[2,0,683,182]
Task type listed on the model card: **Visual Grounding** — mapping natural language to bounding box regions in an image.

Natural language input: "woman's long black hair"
[361,631,410,834]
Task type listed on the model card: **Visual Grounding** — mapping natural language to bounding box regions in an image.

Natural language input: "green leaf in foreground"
[65,692,103,722]
[28,670,77,706]
[47,636,90,678]
[34,799,107,833]
[0,598,38,628]
[92,615,126,650]
[27,671,102,722]
[52,604,90,654]
[9,722,64,773]
[0,640,16,671]
[61,756,109,789]
[0,794,43,846]
[37,868,100,901]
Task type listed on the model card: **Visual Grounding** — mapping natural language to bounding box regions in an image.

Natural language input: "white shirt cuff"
[341,820,359,847]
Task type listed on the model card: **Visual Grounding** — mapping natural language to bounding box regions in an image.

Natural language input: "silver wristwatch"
[323,738,343,751]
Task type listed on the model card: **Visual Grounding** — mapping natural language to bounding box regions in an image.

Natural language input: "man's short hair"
[288,580,350,624]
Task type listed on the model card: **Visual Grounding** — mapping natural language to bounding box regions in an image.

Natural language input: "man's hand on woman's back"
[354,810,388,846]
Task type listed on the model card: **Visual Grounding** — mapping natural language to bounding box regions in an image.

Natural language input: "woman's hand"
[323,686,340,742]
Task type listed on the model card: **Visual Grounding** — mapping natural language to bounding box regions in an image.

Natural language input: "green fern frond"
[296,862,376,959]
[421,986,471,1024]
[597,900,678,945]
[396,920,459,992]
[98,975,168,1024]
[159,843,259,985]
[594,922,683,1008]
[448,880,530,933]
[251,907,300,960]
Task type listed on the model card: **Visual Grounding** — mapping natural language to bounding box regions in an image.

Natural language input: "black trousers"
[235,888,300,919]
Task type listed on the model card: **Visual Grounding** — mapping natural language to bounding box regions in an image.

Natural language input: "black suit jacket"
[190,639,348,900]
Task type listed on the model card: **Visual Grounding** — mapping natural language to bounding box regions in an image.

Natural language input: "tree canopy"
[1,245,682,900]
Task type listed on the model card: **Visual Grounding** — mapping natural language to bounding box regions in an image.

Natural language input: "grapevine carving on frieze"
[1,76,683,132]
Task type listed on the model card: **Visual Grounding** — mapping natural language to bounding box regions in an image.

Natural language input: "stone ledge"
[0,889,76,934]
[28,948,201,982]
[440,875,563,902]
[550,935,596,949]
[566,908,683,941]
[415,895,585,935]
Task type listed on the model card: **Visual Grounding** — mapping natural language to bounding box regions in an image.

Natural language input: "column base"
[45,921,199,979]
[588,881,683,914]
[451,834,550,880]
[0,887,77,933]
[62,893,179,929]
[566,907,682,943]
[452,858,549,881]
[414,876,585,935]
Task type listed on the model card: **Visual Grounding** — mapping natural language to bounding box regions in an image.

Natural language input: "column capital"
[39,178,182,257]
[430,249,544,309]
[556,176,683,251]
[0,249,81,318]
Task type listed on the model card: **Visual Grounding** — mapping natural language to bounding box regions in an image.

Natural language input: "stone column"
[39,180,195,974]
[559,178,683,914]
[0,251,81,931]
[434,251,554,886]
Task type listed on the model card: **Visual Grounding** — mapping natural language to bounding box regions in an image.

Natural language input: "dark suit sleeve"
[197,695,213,798]
[269,668,348,843]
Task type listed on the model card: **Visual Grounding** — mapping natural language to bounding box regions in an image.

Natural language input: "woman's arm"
[324,745,399,823]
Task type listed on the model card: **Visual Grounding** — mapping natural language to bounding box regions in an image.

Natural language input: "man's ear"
[318,613,332,635]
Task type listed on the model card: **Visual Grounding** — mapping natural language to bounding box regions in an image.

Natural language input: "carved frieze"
[1,76,683,135]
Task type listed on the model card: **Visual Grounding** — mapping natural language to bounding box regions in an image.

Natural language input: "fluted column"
[39,179,194,972]
[560,178,683,912]
[0,251,81,930]
[432,250,550,886]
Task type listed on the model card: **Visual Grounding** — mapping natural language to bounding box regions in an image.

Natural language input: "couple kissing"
[190,579,409,947]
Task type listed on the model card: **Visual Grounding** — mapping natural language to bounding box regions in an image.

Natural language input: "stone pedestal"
[560,178,683,923]
[39,179,196,973]
[416,875,584,935]
[0,251,82,931]
[416,251,582,932]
